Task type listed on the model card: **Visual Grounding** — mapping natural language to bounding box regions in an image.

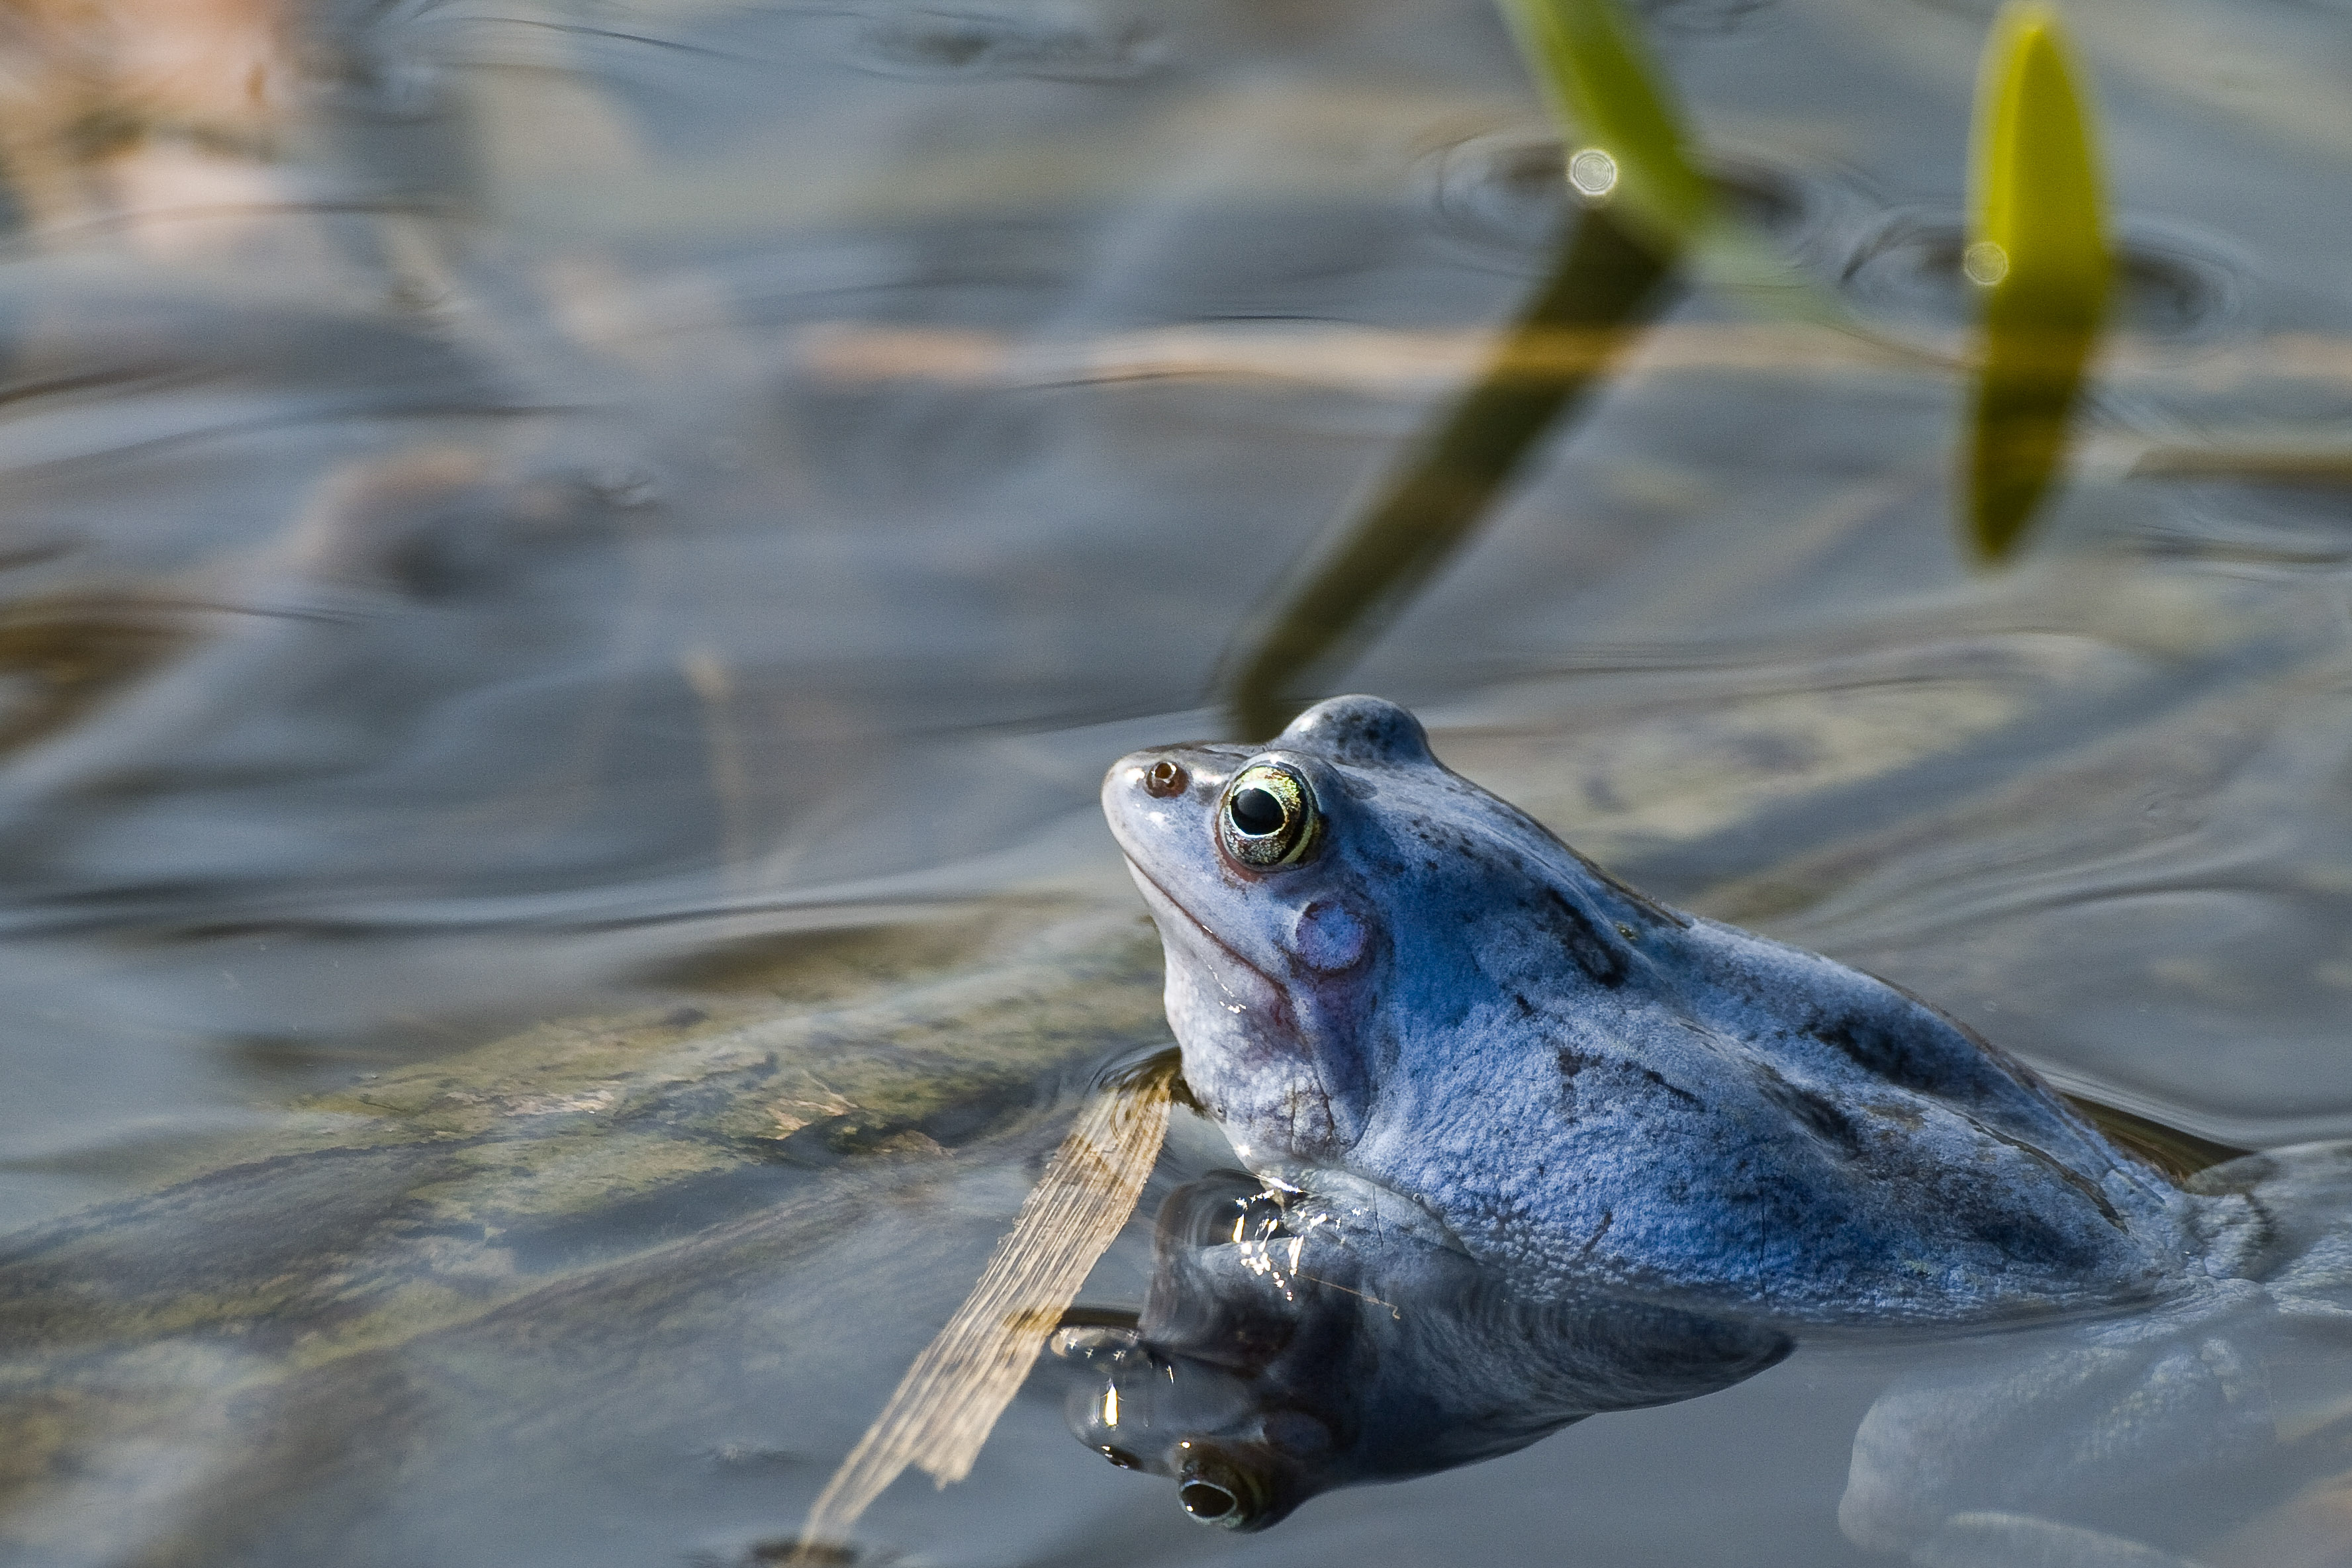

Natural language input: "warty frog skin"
[1100,694,2255,1330]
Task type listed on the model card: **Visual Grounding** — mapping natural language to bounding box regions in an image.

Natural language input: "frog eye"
[1175,1447,1276,1530]
[1218,763,1318,869]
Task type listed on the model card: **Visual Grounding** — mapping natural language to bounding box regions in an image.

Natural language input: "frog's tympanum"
[1102,695,2215,1328]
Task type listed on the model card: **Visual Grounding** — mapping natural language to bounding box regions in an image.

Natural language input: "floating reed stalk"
[794,1052,1179,1560]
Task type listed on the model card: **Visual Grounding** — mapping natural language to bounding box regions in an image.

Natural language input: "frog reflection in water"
[1055,1168,1795,1530]
[1087,694,2352,1565]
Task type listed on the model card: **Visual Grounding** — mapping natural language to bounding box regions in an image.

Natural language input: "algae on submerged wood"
[0,901,1171,1558]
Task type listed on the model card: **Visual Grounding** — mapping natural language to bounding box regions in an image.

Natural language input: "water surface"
[3,0,2352,1561]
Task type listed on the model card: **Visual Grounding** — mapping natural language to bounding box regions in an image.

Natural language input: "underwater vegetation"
[1233,0,2126,738]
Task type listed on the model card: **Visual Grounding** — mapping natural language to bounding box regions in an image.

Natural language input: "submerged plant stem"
[1225,206,1677,740]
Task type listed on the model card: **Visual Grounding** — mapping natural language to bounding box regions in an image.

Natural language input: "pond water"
[3,0,2352,1561]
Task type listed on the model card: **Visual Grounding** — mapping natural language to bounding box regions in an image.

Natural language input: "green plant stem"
[1224,205,1678,740]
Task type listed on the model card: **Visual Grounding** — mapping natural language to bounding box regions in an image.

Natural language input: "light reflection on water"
[3,0,2352,1561]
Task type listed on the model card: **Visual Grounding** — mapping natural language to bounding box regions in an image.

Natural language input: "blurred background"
[1,0,2351,1561]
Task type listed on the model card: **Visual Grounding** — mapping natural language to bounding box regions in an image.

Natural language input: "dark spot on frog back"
[1558,1046,1702,1119]
[1809,1001,1999,1099]
[1537,888,1629,988]
[1749,1062,1868,1157]
[1949,1196,2116,1273]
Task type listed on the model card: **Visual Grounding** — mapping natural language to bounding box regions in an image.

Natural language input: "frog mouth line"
[1117,849,1348,1158]
[1116,855,1286,1003]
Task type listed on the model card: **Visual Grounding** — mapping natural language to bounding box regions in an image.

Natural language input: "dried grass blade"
[794,1056,1178,1558]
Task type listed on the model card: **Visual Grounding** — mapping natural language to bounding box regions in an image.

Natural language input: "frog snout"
[1103,747,1229,849]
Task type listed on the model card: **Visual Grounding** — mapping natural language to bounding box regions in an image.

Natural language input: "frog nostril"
[1144,760,1188,798]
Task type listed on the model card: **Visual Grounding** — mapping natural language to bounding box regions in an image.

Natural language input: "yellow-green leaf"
[1963,2,2112,560]
[1494,0,1715,248]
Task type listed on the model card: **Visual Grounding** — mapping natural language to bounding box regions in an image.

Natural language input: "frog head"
[1101,694,1679,1179]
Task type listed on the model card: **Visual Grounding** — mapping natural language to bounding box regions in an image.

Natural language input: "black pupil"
[1179,1480,1238,1519]
[1229,787,1286,836]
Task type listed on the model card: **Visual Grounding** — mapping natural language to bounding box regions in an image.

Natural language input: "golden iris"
[1217,762,1317,868]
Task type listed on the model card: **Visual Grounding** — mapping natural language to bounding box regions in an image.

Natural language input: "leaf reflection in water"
[1062,1153,2352,1565]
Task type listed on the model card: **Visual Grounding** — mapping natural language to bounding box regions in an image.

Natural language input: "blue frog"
[1100,694,2255,1330]
[1092,700,2352,1562]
